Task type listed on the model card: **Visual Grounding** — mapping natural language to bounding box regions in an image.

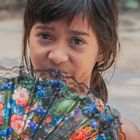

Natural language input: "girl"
[0,0,139,139]
[21,0,140,139]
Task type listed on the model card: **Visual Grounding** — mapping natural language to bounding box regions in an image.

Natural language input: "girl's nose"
[48,48,69,64]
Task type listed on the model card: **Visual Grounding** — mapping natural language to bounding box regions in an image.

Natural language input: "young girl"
[19,0,140,140]
[0,0,139,139]
[20,0,140,139]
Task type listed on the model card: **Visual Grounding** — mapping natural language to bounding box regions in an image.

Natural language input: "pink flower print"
[0,103,4,111]
[0,115,4,124]
[10,114,26,134]
[24,106,31,113]
[0,104,4,115]
[24,103,38,113]
[45,117,52,124]
[13,87,29,106]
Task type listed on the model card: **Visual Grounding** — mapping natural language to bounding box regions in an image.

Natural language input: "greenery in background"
[118,0,140,10]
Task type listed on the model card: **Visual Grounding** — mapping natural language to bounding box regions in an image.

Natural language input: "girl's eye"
[39,33,52,41]
[70,38,85,47]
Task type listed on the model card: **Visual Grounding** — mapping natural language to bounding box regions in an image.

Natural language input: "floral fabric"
[0,67,123,140]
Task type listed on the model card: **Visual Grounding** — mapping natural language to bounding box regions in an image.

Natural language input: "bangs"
[25,0,117,34]
[25,0,117,30]
[26,0,95,26]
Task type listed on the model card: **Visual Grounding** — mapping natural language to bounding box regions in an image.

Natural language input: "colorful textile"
[0,66,124,140]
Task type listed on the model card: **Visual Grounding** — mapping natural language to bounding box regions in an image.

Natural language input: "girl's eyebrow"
[69,30,90,37]
[35,24,55,30]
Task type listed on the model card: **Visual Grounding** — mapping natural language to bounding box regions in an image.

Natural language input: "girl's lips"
[49,68,68,74]
[34,67,69,74]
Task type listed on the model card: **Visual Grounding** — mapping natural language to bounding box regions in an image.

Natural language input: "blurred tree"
[118,0,140,11]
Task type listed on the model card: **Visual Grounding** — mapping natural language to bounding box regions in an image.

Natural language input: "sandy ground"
[0,13,140,128]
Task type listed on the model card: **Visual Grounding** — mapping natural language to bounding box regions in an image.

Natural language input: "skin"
[121,117,140,140]
[28,15,140,139]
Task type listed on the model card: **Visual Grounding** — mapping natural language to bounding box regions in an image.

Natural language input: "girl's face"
[29,15,100,87]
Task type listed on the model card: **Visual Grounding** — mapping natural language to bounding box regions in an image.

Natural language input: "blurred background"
[0,0,140,127]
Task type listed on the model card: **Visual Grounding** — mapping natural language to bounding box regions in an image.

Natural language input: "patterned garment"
[0,66,125,140]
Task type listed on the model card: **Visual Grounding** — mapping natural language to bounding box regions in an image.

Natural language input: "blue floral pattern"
[0,68,123,140]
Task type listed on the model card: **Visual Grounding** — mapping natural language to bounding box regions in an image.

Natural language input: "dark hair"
[22,0,119,103]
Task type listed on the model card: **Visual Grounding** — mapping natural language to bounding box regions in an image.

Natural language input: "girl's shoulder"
[121,117,140,140]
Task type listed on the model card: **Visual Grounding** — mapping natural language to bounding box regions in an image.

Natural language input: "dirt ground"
[0,12,140,127]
